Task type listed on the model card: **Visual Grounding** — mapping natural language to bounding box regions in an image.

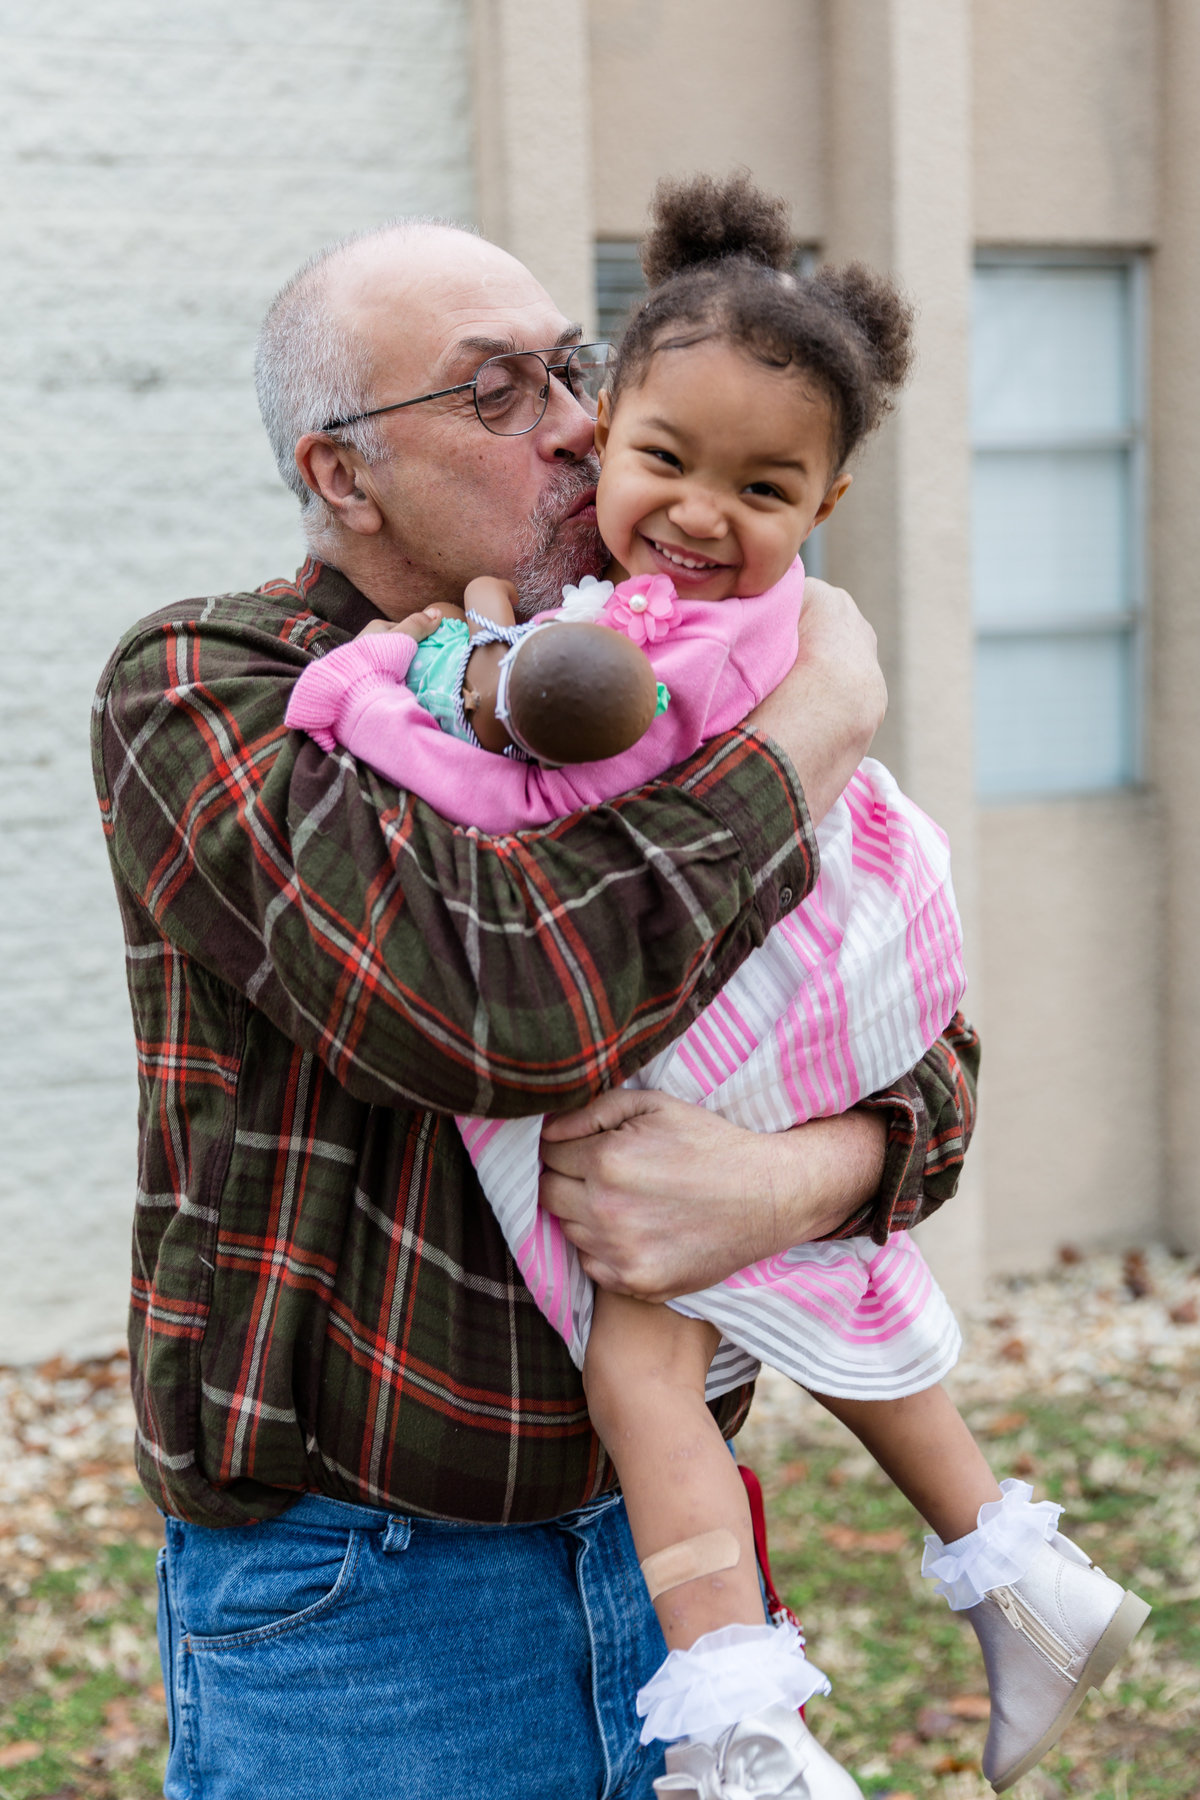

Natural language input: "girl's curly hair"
[610,171,914,470]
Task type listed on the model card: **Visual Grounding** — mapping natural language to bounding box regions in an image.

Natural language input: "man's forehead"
[333,230,573,378]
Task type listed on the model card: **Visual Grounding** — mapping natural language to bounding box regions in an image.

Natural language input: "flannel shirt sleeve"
[830,1010,981,1245]
[93,609,818,1118]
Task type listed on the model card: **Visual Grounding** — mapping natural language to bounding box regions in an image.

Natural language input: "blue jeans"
[156,1491,669,1799]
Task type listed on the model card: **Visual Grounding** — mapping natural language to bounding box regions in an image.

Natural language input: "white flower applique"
[557,575,615,621]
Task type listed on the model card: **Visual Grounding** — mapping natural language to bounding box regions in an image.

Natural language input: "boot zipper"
[991,1586,1073,1673]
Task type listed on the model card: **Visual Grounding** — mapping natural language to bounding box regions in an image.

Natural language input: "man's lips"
[566,487,598,520]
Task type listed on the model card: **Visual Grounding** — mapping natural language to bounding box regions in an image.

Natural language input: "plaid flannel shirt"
[92,559,980,1529]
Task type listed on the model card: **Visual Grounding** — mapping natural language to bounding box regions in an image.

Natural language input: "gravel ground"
[1,1244,1197,1798]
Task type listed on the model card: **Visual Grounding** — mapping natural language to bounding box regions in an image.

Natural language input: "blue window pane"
[972,265,1132,439]
[972,449,1131,629]
[975,632,1135,798]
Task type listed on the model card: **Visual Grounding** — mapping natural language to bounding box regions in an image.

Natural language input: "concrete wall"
[0,0,476,1360]
[473,0,594,331]
[979,800,1163,1271]
[973,0,1159,246]
[969,0,1164,1268]
[589,0,826,244]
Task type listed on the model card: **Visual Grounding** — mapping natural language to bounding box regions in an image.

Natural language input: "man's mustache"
[531,455,602,530]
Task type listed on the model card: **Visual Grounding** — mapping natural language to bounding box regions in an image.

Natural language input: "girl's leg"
[583,1289,764,1649]
[807,1382,1001,1540]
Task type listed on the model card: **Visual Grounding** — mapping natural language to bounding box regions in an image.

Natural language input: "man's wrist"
[760,1110,890,1250]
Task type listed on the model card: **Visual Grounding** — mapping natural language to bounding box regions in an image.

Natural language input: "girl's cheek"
[594,486,630,556]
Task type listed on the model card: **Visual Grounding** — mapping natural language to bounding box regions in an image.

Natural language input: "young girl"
[287,175,1148,1800]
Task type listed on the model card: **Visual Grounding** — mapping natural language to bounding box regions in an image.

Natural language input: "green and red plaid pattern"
[92,560,979,1529]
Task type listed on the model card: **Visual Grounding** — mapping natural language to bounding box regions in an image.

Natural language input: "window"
[971,257,1145,799]
[595,240,646,343]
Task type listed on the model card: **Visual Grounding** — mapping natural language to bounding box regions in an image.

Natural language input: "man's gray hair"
[254,217,472,537]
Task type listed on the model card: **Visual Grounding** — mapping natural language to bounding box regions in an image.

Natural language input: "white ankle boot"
[965,1531,1150,1791]
[653,1704,864,1799]
[923,1482,1150,1793]
[639,1623,862,1799]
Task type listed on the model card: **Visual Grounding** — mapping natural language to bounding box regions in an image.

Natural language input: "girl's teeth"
[655,541,716,571]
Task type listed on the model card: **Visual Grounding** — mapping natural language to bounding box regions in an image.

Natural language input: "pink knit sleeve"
[285,623,753,832]
[285,631,420,753]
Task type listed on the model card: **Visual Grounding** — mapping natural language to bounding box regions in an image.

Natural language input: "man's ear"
[811,471,852,530]
[593,388,612,463]
[294,434,386,536]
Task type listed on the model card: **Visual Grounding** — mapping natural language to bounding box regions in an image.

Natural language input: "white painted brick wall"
[0,0,475,1360]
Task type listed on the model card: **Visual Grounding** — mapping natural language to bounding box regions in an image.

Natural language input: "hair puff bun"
[640,171,794,288]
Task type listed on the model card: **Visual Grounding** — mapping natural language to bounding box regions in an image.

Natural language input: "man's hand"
[747,577,887,823]
[538,1088,888,1302]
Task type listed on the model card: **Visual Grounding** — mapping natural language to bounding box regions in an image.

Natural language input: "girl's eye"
[643,447,683,470]
[745,481,785,500]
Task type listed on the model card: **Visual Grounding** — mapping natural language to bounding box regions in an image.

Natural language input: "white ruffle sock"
[921,1478,1064,1610]
[636,1622,831,1747]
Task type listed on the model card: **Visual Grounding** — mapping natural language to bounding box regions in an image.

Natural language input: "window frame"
[971,246,1149,800]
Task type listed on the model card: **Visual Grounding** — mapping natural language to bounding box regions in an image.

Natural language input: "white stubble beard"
[512,456,606,617]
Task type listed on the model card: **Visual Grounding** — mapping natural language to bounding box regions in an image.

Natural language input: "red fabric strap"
[738,1463,803,1634]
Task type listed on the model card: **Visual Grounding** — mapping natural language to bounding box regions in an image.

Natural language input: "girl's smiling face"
[593,337,852,602]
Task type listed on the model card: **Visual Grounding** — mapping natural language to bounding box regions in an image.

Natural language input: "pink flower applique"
[605,574,681,646]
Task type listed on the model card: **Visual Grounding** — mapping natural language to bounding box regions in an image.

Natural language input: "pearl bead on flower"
[628,592,648,612]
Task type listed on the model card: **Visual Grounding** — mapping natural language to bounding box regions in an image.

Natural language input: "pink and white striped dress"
[459,758,966,1401]
[286,559,967,1401]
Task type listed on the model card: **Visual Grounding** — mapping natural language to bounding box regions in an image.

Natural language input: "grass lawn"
[2,1252,1197,1799]
[750,1377,1199,1799]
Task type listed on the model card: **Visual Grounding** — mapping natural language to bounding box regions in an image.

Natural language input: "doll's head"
[593,172,914,601]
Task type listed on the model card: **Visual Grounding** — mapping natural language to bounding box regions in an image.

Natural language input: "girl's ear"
[812,471,852,529]
[593,388,613,463]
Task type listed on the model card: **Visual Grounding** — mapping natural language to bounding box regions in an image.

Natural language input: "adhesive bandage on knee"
[639,1528,742,1601]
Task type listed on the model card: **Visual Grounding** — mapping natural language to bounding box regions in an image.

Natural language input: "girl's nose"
[666,489,728,541]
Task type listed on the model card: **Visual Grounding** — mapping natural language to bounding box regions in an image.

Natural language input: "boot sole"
[991,1588,1152,1794]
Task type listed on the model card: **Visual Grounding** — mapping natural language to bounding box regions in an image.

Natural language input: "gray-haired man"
[93,218,977,1798]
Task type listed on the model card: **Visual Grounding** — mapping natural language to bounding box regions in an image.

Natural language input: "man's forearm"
[539,1016,979,1300]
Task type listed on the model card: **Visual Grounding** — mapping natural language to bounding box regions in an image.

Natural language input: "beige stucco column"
[1153,3,1200,1251]
[471,0,595,328]
[821,0,984,1300]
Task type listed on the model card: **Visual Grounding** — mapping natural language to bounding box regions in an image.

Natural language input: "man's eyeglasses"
[320,342,616,438]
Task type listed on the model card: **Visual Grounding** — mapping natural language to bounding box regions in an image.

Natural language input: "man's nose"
[539,375,599,462]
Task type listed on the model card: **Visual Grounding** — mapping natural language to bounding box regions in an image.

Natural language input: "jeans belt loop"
[382,1515,412,1554]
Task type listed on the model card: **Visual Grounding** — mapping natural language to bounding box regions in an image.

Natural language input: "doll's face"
[593,337,851,602]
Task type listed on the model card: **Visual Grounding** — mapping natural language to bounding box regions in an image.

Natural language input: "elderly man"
[93,219,978,1800]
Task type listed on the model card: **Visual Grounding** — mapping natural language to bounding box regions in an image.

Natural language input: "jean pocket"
[179,1520,366,1652]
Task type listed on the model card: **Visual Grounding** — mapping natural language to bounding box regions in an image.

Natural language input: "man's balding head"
[255,218,603,615]
[255,218,478,521]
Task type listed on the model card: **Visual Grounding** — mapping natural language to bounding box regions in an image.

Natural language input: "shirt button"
[779,886,793,908]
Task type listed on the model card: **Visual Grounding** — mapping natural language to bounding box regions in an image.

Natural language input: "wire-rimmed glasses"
[320,342,615,437]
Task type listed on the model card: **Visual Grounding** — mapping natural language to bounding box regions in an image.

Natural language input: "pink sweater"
[285,562,805,832]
